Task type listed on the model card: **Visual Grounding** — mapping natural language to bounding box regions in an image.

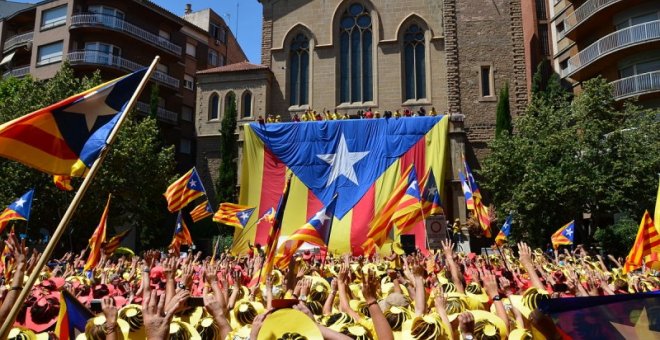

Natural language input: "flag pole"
[0,56,161,337]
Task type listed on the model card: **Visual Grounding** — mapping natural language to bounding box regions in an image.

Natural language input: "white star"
[64,87,118,131]
[565,228,573,237]
[427,187,438,195]
[317,134,369,187]
[189,179,197,188]
[313,208,330,224]
[14,198,25,208]
[239,211,249,220]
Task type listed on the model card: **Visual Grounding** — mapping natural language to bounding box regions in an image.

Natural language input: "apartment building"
[0,0,247,171]
[548,0,660,106]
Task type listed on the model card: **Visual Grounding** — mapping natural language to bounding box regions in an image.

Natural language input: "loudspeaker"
[400,234,416,255]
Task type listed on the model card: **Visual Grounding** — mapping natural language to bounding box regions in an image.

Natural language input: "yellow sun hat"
[77,315,130,340]
[231,299,265,329]
[169,320,201,340]
[118,304,146,339]
[470,310,509,338]
[509,287,550,318]
[257,308,323,340]
[8,327,37,340]
[401,314,449,339]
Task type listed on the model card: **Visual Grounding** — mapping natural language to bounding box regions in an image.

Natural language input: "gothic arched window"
[339,3,372,103]
[404,24,426,100]
[289,34,309,106]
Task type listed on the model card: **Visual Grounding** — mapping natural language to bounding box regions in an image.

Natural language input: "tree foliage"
[215,93,239,236]
[495,82,511,138]
[481,77,660,249]
[0,62,177,252]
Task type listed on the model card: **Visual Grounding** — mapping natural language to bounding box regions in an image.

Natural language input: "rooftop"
[197,61,268,74]
[0,0,33,19]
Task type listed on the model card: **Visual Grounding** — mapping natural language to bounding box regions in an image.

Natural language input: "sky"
[12,0,263,63]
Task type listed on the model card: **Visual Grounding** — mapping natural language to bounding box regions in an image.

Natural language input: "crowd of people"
[1,233,658,339]
[258,106,440,124]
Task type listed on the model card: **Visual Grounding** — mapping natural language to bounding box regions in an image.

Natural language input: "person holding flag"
[0,189,34,233]
[551,220,575,249]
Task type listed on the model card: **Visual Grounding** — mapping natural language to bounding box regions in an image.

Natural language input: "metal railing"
[611,70,660,100]
[67,51,180,88]
[562,0,622,38]
[135,101,179,124]
[1,65,30,78]
[562,20,660,78]
[3,31,33,52]
[70,14,181,55]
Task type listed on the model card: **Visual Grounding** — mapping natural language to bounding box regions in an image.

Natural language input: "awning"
[0,51,15,66]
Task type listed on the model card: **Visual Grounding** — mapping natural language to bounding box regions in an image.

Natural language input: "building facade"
[0,0,247,171]
[195,0,530,211]
[548,0,660,106]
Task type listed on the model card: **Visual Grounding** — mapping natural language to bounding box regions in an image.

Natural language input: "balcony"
[67,51,180,89]
[562,0,623,38]
[70,14,181,56]
[135,101,179,124]
[562,20,660,79]
[611,70,660,100]
[3,31,33,52]
[1,65,30,78]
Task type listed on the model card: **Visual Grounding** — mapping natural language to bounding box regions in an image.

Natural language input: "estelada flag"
[551,220,575,249]
[190,200,213,222]
[213,203,255,228]
[420,168,444,216]
[0,189,34,233]
[275,195,338,269]
[55,290,94,339]
[0,69,147,176]
[623,211,659,273]
[495,214,513,246]
[84,194,111,271]
[164,168,205,212]
[234,116,449,255]
[102,228,131,256]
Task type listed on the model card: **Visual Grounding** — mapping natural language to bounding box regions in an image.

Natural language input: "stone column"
[448,113,470,253]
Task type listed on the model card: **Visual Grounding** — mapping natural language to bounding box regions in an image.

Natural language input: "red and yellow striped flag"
[84,195,111,271]
[163,168,205,212]
[103,228,131,256]
[190,200,213,222]
[364,164,415,248]
[623,211,659,273]
[233,117,449,255]
[260,175,292,283]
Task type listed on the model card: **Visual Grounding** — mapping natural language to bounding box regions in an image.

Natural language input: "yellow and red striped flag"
[392,169,424,235]
[103,228,131,256]
[419,168,444,216]
[84,195,111,271]
[169,212,193,255]
[551,221,575,249]
[213,203,255,228]
[364,164,414,248]
[190,200,214,222]
[163,168,205,212]
[276,196,337,268]
[234,116,449,255]
[623,211,659,273]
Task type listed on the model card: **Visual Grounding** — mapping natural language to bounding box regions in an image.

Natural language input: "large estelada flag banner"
[233,116,449,254]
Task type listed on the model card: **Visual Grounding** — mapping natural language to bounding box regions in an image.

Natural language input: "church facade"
[195,0,529,211]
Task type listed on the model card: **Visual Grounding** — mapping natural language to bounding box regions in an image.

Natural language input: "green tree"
[216,93,238,206]
[481,77,660,249]
[495,82,511,138]
[0,62,176,251]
